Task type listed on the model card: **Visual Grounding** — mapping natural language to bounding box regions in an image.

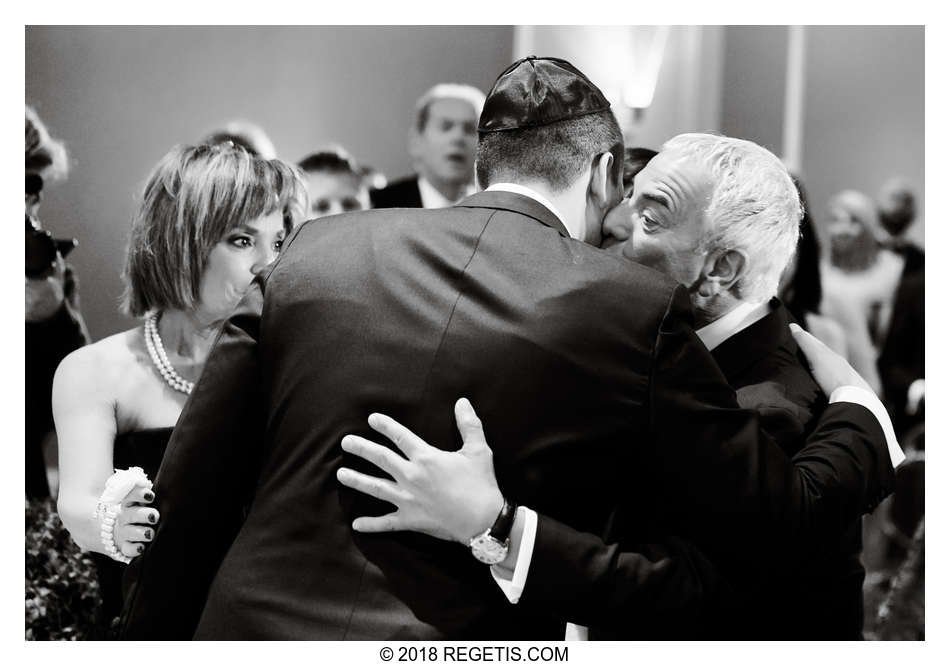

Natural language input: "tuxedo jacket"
[710,301,864,639]
[369,175,423,209]
[120,191,894,640]
[878,246,924,435]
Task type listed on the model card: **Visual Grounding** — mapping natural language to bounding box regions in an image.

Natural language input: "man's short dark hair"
[298,149,361,178]
[475,109,623,192]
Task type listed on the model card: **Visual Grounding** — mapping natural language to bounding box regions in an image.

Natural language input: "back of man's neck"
[488,179,558,203]
[694,298,772,351]
[486,179,588,241]
[694,293,745,328]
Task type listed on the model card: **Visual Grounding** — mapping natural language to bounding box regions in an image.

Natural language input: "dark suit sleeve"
[519,286,894,627]
[878,271,924,420]
[649,286,894,554]
[119,276,268,639]
[521,515,733,634]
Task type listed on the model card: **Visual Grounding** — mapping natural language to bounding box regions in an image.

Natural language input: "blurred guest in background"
[25,105,90,499]
[200,119,278,159]
[778,178,848,356]
[621,146,657,196]
[874,178,924,434]
[52,143,307,632]
[860,178,925,607]
[371,83,485,209]
[820,189,893,395]
[876,178,923,269]
[298,147,370,219]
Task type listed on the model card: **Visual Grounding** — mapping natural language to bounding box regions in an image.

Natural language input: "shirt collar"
[417,175,476,209]
[485,183,575,239]
[695,300,772,351]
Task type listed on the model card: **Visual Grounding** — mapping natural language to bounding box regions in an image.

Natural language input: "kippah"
[478,56,611,133]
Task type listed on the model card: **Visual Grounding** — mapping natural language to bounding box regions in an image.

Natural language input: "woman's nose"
[252,246,279,275]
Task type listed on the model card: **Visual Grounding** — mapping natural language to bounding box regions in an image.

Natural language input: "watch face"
[470,533,509,565]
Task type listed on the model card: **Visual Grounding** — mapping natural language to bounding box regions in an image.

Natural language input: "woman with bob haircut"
[52,142,308,631]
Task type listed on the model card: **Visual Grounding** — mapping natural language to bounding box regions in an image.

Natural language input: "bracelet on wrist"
[95,501,131,564]
[93,466,152,565]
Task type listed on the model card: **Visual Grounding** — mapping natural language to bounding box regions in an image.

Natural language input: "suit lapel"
[454,191,572,239]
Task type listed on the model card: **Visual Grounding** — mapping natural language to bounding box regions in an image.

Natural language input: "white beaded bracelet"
[96,501,131,564]
[93,466,152,565]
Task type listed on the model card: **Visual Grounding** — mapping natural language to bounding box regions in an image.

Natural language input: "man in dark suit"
[704,301,865,638]
[121,58,897,640]
[370,83,484,210]
[875,178,924,435]
[338,133,903,639]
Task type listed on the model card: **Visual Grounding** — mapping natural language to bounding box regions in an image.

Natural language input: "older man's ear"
[696,249,746,298]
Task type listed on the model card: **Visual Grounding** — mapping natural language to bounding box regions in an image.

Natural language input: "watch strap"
[488,498,516,542]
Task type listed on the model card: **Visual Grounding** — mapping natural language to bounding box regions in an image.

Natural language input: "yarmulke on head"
[478,56,611,133]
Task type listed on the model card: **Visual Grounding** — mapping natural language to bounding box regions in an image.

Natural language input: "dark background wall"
[26,26,513,339]
[720,25,789,154]
[800,26,924,243]
[720,25,924,247]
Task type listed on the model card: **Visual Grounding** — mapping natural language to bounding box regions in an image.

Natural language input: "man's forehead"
[638,149,713,201]
[428,97,479,120]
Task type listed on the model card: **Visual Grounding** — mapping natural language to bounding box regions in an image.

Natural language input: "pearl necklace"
[143,313,194,395]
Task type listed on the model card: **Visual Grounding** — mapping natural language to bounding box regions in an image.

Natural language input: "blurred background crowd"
[25,25,923,640]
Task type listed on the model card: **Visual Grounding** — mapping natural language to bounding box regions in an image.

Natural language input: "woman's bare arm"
[52,345,157,557]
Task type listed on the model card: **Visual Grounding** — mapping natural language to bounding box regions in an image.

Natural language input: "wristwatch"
[468,498,517,565]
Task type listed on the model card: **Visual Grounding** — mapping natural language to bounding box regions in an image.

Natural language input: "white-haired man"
[339,133,896,638]
[370,83,485,209]
[597,134,866,637]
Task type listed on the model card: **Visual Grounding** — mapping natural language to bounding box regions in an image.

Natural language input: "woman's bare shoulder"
[54,327,145,393]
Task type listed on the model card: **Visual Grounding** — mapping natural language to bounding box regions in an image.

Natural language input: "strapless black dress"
[90,427,173,634]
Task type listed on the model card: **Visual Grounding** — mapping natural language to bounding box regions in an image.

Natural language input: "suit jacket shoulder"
[712,300,826,454]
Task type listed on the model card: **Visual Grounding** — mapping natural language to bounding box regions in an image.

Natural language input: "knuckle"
[403,467,422,485]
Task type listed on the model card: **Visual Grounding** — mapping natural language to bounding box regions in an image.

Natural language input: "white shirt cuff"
[490,506,537,604]
[830,385,905,468]
[565,623,589,640]
[907,379,925,415]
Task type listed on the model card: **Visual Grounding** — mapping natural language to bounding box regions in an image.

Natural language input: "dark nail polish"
[148,512,157,523]
[137,544,144,554]
[145,529,153,540]
[144,491,154,502]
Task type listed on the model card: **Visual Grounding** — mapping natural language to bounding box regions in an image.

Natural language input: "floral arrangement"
[25,497,103,640]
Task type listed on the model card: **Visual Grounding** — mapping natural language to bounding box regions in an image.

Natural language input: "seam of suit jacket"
[341,557,371,640]
[645,285,689,439]
[417,210,497,434]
